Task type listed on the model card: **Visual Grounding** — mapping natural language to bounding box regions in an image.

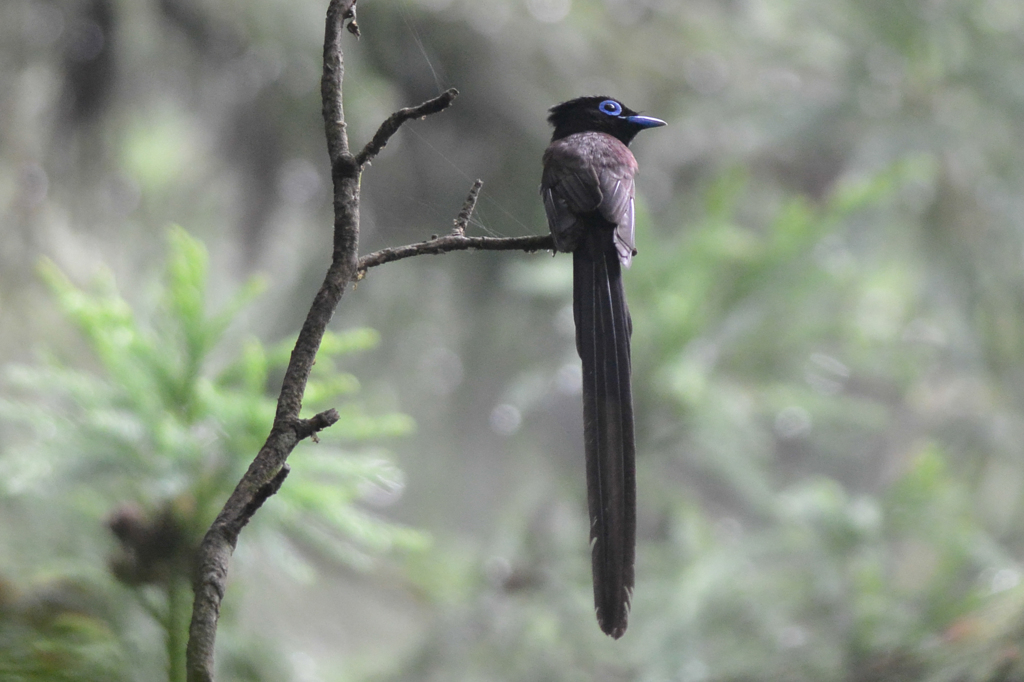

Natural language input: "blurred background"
[3,0,1024,680]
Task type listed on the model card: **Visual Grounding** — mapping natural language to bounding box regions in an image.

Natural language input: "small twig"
[357,234,554,278]
[294,408,340,440]
[355,88,459,167]
[342,0,359,36]
[452,179,483,236]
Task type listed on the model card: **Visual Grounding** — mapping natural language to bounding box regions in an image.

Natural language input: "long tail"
[573,227,636,639]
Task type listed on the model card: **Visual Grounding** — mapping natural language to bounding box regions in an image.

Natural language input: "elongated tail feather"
[573,227,636,639]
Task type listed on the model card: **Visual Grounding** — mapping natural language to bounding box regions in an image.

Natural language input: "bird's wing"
[596,169,636,269]
[541,149,603,251]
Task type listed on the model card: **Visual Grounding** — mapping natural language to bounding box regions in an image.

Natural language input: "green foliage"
[623,161,1011,682]
[0,578,128,682]
[0,227,423,680]
[9,0,1024,677]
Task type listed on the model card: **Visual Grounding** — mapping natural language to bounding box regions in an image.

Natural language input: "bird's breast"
[544,132,638,175]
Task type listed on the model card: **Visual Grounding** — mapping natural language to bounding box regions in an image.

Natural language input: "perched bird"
[541,96,665,638]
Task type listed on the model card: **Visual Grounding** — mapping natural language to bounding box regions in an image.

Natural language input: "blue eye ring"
[598,99,623,116]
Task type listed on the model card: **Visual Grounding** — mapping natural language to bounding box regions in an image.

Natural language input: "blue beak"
[625,115,666,128]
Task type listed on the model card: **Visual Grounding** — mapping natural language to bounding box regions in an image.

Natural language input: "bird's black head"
[547,95,665,145]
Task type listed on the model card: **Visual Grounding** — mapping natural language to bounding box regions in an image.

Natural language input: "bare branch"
[355,88,459,167]
[185,1,360,679]
[321,0,356,164]
[185,3,546,679]
[357,234,555,278]
[354,179,555,278]
[186,425,317,682]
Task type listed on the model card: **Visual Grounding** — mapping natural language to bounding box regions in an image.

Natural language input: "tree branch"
[355,88,459,167]
[321,0,356,164]
[184,0,359,679]
[185,3,552,679]
[357,179,554,277]
[357,234,554,278]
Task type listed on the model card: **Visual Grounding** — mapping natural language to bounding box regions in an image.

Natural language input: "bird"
[541,96,665,639]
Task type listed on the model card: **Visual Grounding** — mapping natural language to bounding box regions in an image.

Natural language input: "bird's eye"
[598,99,623,116]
